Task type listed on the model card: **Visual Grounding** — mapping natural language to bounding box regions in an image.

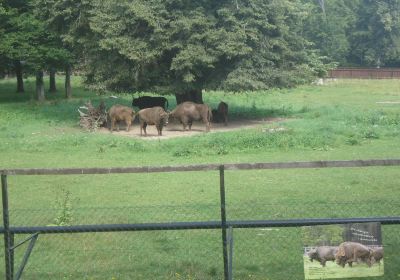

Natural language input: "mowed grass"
[0,77,400,279]
[304,257,384,279]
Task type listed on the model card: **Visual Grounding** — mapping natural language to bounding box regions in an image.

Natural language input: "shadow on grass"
[1,77,307,127]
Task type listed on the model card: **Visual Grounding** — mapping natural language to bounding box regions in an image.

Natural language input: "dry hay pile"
[78,101,107,131]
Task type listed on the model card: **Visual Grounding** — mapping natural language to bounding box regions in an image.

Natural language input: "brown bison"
[169,102,212,132]
[371,247,384,265]
[211,101,228,126]
[138,106,169,136]
[307,246,338,267]
[335,242,373,268]
[132,96,169,110]
[108,104,136,132]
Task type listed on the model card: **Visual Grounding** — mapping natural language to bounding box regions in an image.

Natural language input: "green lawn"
[0,77,400,279]
[304,257,384,279]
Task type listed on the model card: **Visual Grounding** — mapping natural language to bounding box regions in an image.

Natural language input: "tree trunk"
[36,70,45,101]
[175,89,203,104]
[49,68,57,93]
[15,60,24,93]
[65,66,72,99]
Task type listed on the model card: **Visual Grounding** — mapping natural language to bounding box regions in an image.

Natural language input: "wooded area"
[1,0,400,102]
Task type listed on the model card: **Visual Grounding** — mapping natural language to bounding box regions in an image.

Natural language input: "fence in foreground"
[328,68,400,79]
[1,159,400,280]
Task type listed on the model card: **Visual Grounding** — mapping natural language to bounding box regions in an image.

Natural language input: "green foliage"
[302,0,400,67]
[77,0,328,93]
[302,225,344,246]
[53,188,73,226]
[0,0,71,72]
[348,0,400,66]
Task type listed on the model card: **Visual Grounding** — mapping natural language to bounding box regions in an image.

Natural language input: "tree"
[0,1,26,92]
[302,225,344,246]
[0,0,72,100]
[301,0,360,66]
[35,0,92,98]
[348,0,400,67]
[81,0,328,102]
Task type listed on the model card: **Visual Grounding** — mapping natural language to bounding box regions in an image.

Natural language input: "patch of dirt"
[98,118,287,140]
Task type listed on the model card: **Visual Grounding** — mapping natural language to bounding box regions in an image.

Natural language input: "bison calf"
[138,106,169,136]
[169,101,212,132]
[108,104,136,132]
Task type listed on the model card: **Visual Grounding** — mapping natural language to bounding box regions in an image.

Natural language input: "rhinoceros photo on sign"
[302,223,384,279]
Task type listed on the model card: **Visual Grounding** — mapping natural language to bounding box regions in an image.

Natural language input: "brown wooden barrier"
[328,68,400,79]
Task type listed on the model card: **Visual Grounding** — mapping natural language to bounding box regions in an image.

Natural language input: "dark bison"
[108,105,136,132]
[307,246,338,267]
[169,101,212,132]
[211,101,228,126]
[335,242,372,268]
[217,101,228,126]
[371,247,383,265]
[138,106,169,136]
[132,96,169,110]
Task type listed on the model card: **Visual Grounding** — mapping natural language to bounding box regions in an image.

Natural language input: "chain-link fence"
[1,160,400,280]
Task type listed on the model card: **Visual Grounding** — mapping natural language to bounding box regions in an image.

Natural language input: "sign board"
[302,223,384,279]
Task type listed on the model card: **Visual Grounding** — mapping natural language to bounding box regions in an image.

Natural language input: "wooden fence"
[328,68,400,79]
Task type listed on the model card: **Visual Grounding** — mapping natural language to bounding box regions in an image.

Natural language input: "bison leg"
[110,119,116,132]
[188,121,193,130]
[140,122,146,136]
[126,120,131,132]
[157,125,162,136]
[143,123,147,136]
[205,121,210,132]
[321,259,326,267]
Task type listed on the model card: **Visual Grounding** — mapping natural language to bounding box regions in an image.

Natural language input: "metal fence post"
[2,175,12,280]
[219,165,229,280]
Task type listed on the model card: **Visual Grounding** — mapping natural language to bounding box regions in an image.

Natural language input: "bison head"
[132,98,139,107]
[161,111,169,126]
[307,249,317,262]
[335,247,347,267]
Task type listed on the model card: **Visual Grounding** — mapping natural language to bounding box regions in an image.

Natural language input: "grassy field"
[0,77,400,279]
[303,257,384,279]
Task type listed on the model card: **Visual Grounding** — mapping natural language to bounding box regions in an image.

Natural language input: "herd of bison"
[109,96,228,136]
[307,241,383,268]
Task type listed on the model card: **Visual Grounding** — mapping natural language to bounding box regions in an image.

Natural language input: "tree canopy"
[0,0,399,99]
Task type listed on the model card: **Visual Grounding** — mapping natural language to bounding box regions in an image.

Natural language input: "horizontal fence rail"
[1,217,400,234]
[1,159,400,176]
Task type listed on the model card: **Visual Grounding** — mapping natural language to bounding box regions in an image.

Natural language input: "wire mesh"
[0,165,399,279]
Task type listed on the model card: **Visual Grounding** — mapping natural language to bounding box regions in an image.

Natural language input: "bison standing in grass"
[335,242,373,267]
[308,246,338,267]
[169,101,212,132]
[108,105,136,132]
[212,101,229,126]
[138,106,169,136]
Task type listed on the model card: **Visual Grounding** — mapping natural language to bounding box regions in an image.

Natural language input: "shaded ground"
[98,118,286,139]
